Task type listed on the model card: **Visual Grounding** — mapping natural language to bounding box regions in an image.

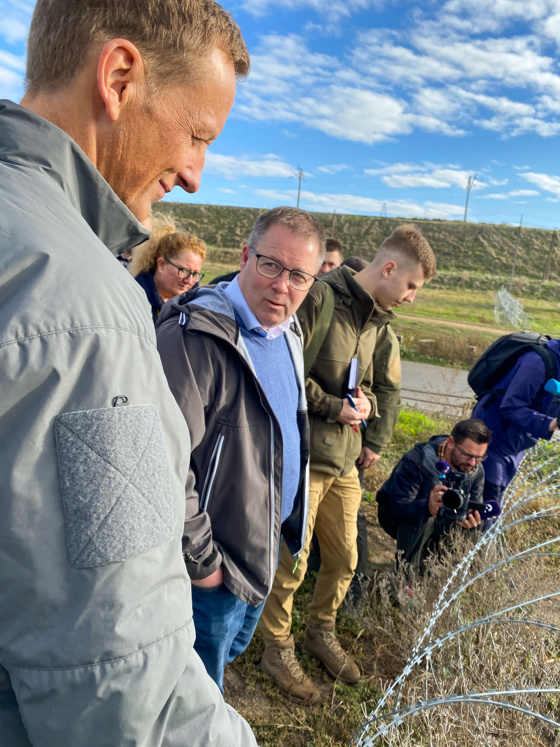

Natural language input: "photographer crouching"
[377,419,496,583]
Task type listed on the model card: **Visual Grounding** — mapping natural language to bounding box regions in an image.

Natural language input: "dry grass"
[225,437,560,746]
[353,442,560,747]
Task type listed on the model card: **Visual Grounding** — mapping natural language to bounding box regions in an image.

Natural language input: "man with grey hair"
[260,224,436,704]
[0,0,256,745]
[157,206,325,691]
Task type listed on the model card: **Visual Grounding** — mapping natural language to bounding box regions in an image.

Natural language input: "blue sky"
[4,0,560,229]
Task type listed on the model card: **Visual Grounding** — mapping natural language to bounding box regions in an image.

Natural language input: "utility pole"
[294,166,304,208]
[380,202,387,218]
[463,174,477,222]
[542,231,557,283]
[508,215,523,292]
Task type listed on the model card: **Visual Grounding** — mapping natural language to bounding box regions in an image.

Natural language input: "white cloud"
[479,187,541,199]
[241,0,377,21]
[204,153,295,180]
[0,17,29,45]
[236,34,472,145]
[0,49,24,71]
[347,21,560,139]
[218,188,237,195]
[301,87,409,144]
[253,188,465,219]
[0,1,33,45]
[0,64,20,86]
[0,64,23,99]
[488,178,509,185]
[316,164,353,174]
[477,114,560,137]
[365,163,483,190]
[523,171,560,198]
[419,0,551,37]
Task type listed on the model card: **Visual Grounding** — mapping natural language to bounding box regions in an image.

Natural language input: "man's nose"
[271,269,291,292]
[174,150,206,194]
[405,289,416,303]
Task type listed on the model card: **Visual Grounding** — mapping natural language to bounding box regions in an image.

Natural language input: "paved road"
[401,360,474,417]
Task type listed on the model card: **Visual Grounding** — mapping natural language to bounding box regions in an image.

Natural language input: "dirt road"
[398,312,503,334]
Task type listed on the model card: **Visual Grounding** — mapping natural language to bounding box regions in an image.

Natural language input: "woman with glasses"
[129,214,206,324]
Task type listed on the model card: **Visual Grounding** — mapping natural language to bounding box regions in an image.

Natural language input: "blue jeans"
[191,583,265,692]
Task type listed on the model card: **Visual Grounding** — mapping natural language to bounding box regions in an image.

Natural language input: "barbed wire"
[351,440,560,747]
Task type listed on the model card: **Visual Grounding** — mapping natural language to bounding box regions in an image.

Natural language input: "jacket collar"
[0,100,150,257]
[321,265,396,326]
[160,282,308,411]
[134,271,163,311]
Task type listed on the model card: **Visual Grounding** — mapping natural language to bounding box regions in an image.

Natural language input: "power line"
[463,174,477,222]
[508,214,523,292]
[293,166,304,208]
[542,231,557,282]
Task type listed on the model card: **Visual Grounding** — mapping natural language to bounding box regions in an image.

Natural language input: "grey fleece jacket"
[0,100,255,747]
[157,284,310,606]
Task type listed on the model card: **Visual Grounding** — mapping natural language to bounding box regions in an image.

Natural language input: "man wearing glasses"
[156,206,325,691]
[376,418,491,580]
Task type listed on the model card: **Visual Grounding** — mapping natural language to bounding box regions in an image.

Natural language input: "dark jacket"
[376,436,485,534]
[134,271,163,325]
[156,284,309,607]
[297,266,395,476]
[472,339,560,486]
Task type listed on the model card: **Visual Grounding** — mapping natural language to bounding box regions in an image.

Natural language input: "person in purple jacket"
[472,338,560,506]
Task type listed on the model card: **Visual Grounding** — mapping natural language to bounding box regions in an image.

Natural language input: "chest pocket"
[55,404,174,568]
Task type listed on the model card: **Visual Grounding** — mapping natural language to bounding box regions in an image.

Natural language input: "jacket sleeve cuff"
[539,417,555,440]
[364,440,382,454]
[326,397,343,424]
[184,546,223,580]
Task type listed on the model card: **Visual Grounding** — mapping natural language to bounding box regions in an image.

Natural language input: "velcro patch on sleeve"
[55,404,174,568]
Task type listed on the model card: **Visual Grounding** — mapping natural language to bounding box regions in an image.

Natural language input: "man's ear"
[96,39,146,121]
[239,244,250,270]
[381,260,396,279]
[448,436,455,450]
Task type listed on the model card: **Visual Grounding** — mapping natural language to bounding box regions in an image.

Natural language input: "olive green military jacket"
[297,266,395,477]
[365,322,402,454]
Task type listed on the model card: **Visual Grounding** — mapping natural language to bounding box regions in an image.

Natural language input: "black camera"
[435,460,493,523]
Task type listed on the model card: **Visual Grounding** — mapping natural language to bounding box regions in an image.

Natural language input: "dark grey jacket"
[0,100,255,746]
[376,436,485,534]
[157,284,310,607]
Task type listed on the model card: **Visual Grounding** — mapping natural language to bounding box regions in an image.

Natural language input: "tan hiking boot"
[304,626,360,684]
[260,639,321,704]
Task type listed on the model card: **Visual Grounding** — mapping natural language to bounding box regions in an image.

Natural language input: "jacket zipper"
[199,433,225,512]
[267,418,276,592]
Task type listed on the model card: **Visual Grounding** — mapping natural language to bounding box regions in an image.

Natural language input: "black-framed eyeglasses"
[455,443,487,462]
[249,247,316,291]
[165,257,205,282]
